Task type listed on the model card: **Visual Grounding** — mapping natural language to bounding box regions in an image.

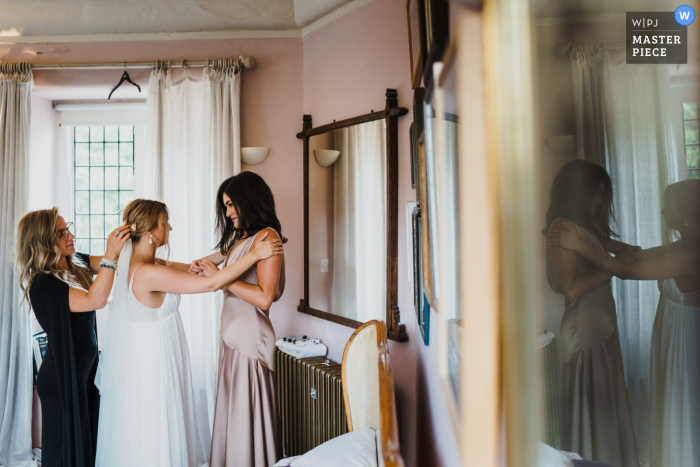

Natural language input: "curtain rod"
[31,57,256,71]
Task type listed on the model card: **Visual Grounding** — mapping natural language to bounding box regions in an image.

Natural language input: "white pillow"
[289,427,377,467]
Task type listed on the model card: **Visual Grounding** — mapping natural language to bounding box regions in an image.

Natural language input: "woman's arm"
[550,220,698,280]
[189,251,227,274]
[87,256,102,274]
[226,229,283,310]
[68,227,130,312]
[137,233,281,295]
[548,243,612,302]
[154,258,191,273]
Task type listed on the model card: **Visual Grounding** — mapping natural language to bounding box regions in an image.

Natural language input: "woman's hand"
[616,246,644,264]
[189,260,204,274]
[252,232,283,261]
[548,220,584,252]
[197,260,219,277]
[104,225,131,260]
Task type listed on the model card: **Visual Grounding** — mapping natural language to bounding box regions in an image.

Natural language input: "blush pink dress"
[210,230,286,467]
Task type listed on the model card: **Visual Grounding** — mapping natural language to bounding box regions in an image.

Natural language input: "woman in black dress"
[16,208,130,467]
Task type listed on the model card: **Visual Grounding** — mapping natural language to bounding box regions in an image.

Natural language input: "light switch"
[320,259,329,273]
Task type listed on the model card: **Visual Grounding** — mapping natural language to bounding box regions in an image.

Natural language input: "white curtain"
[331,120,386,322]
[0,63,36,467]
[571,45,679,463]
[143,60,241,446]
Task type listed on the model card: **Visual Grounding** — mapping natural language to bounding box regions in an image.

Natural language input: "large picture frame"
[406,0,426,89]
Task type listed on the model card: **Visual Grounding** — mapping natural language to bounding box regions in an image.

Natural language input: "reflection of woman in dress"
[544,160,640,467]
[94,199,282,467]
[191,172,287,467]
[16,208,130,467]
[549,179,700,467]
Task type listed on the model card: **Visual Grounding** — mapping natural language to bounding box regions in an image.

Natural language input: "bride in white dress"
[95,199,283,467]
[549,179,700,467]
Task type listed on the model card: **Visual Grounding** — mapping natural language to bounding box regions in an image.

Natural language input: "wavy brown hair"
[543,160,618,242]
[214,172,287,255]
[15,208,93,303]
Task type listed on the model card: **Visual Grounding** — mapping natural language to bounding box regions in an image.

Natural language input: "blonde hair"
[15,208,93,303]
[123,199,170,249]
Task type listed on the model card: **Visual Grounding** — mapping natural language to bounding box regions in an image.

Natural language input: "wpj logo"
[626,11,688,64]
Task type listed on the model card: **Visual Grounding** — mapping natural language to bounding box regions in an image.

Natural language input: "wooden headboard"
[341,320,405,467]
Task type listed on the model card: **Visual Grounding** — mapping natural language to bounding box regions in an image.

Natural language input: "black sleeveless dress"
[30,253,99,467]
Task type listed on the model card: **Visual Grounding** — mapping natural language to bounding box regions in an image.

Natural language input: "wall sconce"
[545,135,576,154]
[241,147,270,165]
[314,149,341,167]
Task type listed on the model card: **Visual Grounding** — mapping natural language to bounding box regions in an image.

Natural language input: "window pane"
[105,143,119,165]
[120,144,134,165]
[90,239,105,255]
[90,167,104,190]
[105,191,119,214]
[683,103,698,120]
[75,191,90,214]
[105,125,119,142]
[119,191,134,211]
[90,215,104,238]
[90,143,104,165]
[75,126,90,142]
[75,239,90,253]
[90,192,104,214]
[75,167,89,190]
[684,120,699,145]
[105,215,120,233]
[105,167,119,190]
[90,126,104,142]
[119,126,134,142]
[687,145,700,169]
[119,167,134,190]
[690,170,700,180]
[75,143,90,166]
[75,215,90,237]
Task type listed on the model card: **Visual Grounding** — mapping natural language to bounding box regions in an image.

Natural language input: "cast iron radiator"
[537,333,562,449]
[274,349,348,457]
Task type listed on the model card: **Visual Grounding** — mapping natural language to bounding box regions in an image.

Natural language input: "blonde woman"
[94,199,282,467]
[16,208,130,467]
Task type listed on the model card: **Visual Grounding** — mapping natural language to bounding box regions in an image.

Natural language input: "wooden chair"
[342,320,405,467]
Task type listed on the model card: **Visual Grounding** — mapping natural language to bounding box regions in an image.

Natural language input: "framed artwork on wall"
[421,0,450,90]
[406,0,426,89]
[412,87,426,196]
[412,205,429,344]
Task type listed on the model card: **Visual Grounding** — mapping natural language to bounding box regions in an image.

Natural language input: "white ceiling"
[0,0,353,37]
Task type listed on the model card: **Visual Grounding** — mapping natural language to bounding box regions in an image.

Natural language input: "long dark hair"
[215,171,287,255]
[543,159,618,242]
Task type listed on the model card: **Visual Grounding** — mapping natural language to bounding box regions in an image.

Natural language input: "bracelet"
[100,259,117,269]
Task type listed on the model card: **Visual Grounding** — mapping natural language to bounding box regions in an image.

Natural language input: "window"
[683,102,699,180]
[73,125,135,254]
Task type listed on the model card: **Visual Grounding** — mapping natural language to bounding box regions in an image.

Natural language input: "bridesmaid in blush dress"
[192,172,287,467]
[544,160,641,467]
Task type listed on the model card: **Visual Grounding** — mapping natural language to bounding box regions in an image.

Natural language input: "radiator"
[275,349,348,457]
[537,332,561,449]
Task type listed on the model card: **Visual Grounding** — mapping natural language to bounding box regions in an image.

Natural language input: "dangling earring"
[149,234,154,245]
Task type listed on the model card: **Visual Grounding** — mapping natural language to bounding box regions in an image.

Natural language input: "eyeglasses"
[58,222,74,240]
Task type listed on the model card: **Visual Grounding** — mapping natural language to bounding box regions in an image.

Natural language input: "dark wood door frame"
[297,89,409,342]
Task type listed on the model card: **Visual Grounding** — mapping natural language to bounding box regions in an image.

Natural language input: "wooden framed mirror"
[297,89,409,342]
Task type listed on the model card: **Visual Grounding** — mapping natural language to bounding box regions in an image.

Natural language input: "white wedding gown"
[95,241,209,467]
[650,278,700,467]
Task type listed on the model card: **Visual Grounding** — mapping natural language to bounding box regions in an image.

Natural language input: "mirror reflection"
[534,6,700,467]
[307,120,387,322]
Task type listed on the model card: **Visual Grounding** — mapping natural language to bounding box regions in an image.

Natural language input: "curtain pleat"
[570,47,680,464]
[143,59,242,453]
[0,63,36,467]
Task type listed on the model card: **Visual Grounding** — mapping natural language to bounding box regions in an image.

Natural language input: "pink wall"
[307,132,334,312]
